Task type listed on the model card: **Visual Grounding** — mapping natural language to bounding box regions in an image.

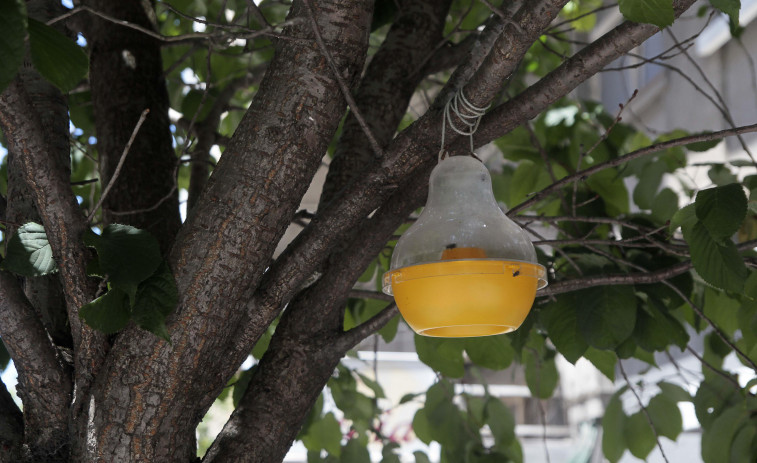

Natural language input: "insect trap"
[381,91,547,337]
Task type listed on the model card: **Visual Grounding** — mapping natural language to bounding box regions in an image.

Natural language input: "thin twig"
[336,303,398,352]
[685,346,743,390]
[301,0,385,158]
[48,5,302,44]
[348,289,394,302]
[619,360,671,463]
[87,109,150,223]
[510,123,757,215]
[663,282,757,372]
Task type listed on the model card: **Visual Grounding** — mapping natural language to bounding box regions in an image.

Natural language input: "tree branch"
[539,259,694,296]
[253,0,568,332]
[302,0,384,158]
[0,269,71,457]
[0,376,22,463]
[336,303,399,352]
[0,78,107,413]
[619,360,670,463]
[510,123,757,214]
[84,1,375,459]
[86,108,150,223]
[471,0,698,149]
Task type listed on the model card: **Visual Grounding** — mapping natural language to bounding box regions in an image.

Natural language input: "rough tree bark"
[0,0,702,461]
[77,0,373,460]
[81,0,181,253]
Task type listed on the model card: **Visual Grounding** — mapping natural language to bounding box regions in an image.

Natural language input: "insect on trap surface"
[382,155,547,337]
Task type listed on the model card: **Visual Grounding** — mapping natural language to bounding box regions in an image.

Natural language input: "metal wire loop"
[438,89,491,162]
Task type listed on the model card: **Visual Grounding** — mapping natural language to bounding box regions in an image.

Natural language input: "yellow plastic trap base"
[384,260,546,338]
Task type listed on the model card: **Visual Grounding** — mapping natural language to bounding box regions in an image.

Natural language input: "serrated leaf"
[602,392,627,463]
[625,411,656,459]
[669,203,696,232]
[86,224,163,302]
[0,222,57,276]
[710,0,741,27]
[684,222,747,292]
[465,335,514,370]
[696,183,747,240]
[0,0,26,93]
[577,285,637,349]
[27,18,88,92]
[618,0,675,28]
[415,335,465,378]
[132,262,178,342]
[79,288,130,334]
[540,295,588,364]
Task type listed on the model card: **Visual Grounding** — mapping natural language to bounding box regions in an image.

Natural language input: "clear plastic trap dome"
[382,156,547,338]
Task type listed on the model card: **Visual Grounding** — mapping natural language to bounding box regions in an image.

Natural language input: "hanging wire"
[438,89,491,162]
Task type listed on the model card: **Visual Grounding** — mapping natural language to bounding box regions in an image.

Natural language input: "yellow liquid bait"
[385,260,546,337]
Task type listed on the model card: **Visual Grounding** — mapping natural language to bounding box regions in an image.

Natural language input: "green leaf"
[381,443,401,463]
[485,397,515,447]
[709,0,741,27]
[0,222,57,276]
[658,382,691,403]
[686,133,723,152]
[684,222,747,292]
[0,0,26,93]
[651,188,680,223]
[302,412,342,457]
[415,335,465,378]
[646,395,683,440]
[702,405,747,463]
[357,373,385,399]
[231,366,255,407]
[586,168,629,216]
[584,347,617,380]
[703,286,740,337]
[577,285,637,349]
[695,183,747,240]
[413,451,432,463]
[540,295,588,364]
[618,0,675,28]
[79,288,131,334]
[86,224,163,302]
[131,262,178,342]
[27,18,88,92]
[412,408,433,444]
[669,203,696,233]
[730,425,756,463]
[602,392,627,463]
[633,160,666,210]
[465,335,514,370]
[624,411,656,459]
[0,343,10,371]
[524,348,559,399]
